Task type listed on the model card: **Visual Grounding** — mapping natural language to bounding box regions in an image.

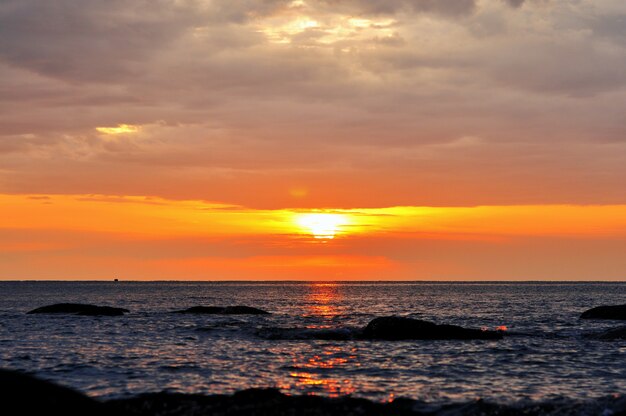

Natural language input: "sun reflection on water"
[305,283,341,324]
[279,345,359,397]
[276,283,360,397]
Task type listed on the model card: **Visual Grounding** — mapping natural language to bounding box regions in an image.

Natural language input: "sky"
[0,0,625,280]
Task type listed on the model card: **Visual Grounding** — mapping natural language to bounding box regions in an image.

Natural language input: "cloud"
[0,0,625,208]
[590,14,626,43]
[486,38,626,95]
[0,0,209,82]
[314,0,477,17]
[504,0,525,8]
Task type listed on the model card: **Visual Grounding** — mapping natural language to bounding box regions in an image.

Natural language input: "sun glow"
[261,17,319,43]
[257,5,397,45]
[2,194,626,280]
[95,124,140,135]
[295,213,349,239]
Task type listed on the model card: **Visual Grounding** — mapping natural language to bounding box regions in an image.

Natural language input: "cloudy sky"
[1,0,625,280]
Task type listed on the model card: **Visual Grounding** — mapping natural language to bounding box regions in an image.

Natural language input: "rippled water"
[1,281,625,403]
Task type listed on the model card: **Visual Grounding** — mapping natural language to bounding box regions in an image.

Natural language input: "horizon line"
[2,279,625,284]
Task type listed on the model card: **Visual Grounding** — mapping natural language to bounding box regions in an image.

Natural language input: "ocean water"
[0,281,625,403]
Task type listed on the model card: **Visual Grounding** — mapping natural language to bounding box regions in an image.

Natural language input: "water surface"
[0,281,624,402]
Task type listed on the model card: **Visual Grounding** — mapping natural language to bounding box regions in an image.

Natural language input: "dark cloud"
[0,0,202,82]
[504,0,525,8]
[487,39,626,95]
[591,14,626,43]
[206,0,293,23]
[316,0,477,17]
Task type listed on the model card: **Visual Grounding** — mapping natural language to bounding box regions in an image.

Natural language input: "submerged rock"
[176,306,270,315]
[362,316,503,340]
[27,303,129,316]
[581,304,626,320]
[589,326,626,340]
[0,369,108,416]
[256,317,503,341]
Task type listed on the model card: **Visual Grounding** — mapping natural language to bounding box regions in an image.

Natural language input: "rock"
[255,317,503,341]
[590,326,626,340]
[27,303,129,316]
[0,369,108,416]
[3,371,622,416]
[177,306,224,314]
[176,306,270,315]
[362,316,503,340]
[581,304,626,320]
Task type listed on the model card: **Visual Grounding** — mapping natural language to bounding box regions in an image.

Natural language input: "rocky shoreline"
[2,369,625,416]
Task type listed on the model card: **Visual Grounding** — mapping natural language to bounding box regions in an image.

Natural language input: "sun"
[295,213,348,239]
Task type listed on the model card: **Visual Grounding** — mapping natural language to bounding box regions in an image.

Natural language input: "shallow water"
[0,281,625,402]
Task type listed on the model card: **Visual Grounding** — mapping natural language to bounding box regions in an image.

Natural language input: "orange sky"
[1,194,624,280]
[1,1,625,280]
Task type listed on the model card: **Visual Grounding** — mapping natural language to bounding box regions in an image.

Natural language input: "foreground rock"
[362,316,503,340]
[0,369,109,416]
[107,388,626,416]
[27,303,129,316]
[176,306,270,315]
[581,304,626,320]
[3,370,626,416]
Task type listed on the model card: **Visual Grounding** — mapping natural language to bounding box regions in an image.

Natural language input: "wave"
[255,327,361,340]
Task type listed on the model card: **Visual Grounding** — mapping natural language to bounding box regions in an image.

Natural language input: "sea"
[0,281,625,404]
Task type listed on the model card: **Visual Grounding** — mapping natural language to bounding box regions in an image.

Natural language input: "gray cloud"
[486,39,626,95]
[504,0,525,8]
[0,0,203,82]
[315,0,477,17]
[591,14,626,43]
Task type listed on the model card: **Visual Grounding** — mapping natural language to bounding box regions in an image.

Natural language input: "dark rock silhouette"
[176,306,270,315]
[0,369,109,416]
[4,370,626,416]
[27,303,129,316]
[257,317,503,341]
[362,316,503,340]
[580,304,626,320]
[590,326,626,340]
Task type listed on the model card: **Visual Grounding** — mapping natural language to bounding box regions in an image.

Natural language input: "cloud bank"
[1,0,625,208]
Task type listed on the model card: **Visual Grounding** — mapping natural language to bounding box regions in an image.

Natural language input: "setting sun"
[295,213,349,239]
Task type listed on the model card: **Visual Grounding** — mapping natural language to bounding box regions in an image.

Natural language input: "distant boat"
[114,279,119,282]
